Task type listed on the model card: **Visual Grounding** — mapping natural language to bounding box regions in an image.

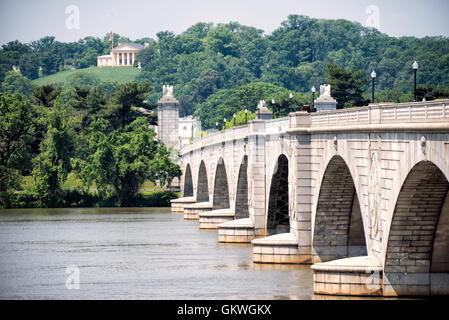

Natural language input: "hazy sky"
[1,0,448,45]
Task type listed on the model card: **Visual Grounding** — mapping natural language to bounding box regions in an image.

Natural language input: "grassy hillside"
[33,66,140,86]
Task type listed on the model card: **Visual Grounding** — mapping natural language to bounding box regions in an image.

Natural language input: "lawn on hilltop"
[33,66,141,86]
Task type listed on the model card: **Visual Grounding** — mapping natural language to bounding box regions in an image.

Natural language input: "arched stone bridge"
[171,100,449,297]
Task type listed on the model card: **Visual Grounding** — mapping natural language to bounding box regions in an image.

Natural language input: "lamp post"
[311,86,316,110]
[244,109,248,124]
[233,113,236,126]
[371,70,376,104]
[289,93,293,113]
[223,118,226,130]
[215,121,218,131]
[412,61,419,102]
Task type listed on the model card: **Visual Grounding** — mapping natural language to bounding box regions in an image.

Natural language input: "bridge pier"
[198,209,235,229]
[183,202,212,220]
[218,218,256,243]
[311,256,383,296]
[170,197,196,213]
[252,233,310,264]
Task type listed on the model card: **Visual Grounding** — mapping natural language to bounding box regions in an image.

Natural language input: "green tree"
[72,117,180,206]
[223,109,256,129]
[0,93,35,207]
[197,82,294,129]
[18,53,39,80]
[324,63,370,108]
[104,82,155,130]
[415,84,449,101]
[32,108,75,207]
[1,70,34,95]
[134,46,156,67]
[32,84,63,108]
[67,85,107,128]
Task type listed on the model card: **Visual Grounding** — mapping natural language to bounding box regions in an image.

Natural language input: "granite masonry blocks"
[170,197,196,213]
[183,203,213,220]
[313,270,383,296]
[218,227,255,243]
[170,202,184,213]
[253,245,310,264]
[198,210,235,229]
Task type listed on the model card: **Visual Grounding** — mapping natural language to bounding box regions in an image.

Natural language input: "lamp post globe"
[412,61,419,101]
[371,70,376,104]
[311,86,316,109]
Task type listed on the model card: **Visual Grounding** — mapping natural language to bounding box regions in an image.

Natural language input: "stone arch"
[183,164,193,197]
[196,160,209,202]
[213,157,230,210]
[313,155,367,263]
[235,155,249,219]
[384,161,449,296]
[267,154,290,235]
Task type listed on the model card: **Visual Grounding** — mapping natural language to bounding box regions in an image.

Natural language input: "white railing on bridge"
[380,101,449,122]
[311,108,370,126]
[265,117,290,134]
[182,124,249,154]
[310,100,449,127]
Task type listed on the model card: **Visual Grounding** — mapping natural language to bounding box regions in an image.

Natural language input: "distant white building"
[97,43,145,67]
[179,116,202,147]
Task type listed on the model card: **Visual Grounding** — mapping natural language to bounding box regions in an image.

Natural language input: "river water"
[0,207,318,300]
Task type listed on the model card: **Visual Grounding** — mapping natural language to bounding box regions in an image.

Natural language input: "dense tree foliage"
[1,71,34,95]
[72,117,180,206]
[0,93,35,207]
[324,63,370,108]
[197,82,308,129]
[1,15,448,120]
[0,82,180,208]
[32,108,75,207]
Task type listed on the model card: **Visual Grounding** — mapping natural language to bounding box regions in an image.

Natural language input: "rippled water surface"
[0,208,316,300]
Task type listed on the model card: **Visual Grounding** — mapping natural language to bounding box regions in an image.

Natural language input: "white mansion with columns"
[97,43,145,67]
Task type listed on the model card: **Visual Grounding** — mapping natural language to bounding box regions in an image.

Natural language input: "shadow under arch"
[213,157,230,210]
[312,155,367,263]
[267,154,290,235]
[196,161,209,202]
[183,164,193,197]
[235,155,249,219]
[384,160,449,296]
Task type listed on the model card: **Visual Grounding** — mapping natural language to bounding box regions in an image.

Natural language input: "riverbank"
[10,190,179,208]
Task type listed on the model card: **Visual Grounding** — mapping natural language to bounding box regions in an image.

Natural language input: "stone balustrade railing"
[310,100,449,127]
[179,100,449,156]
[265,117,290,134]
